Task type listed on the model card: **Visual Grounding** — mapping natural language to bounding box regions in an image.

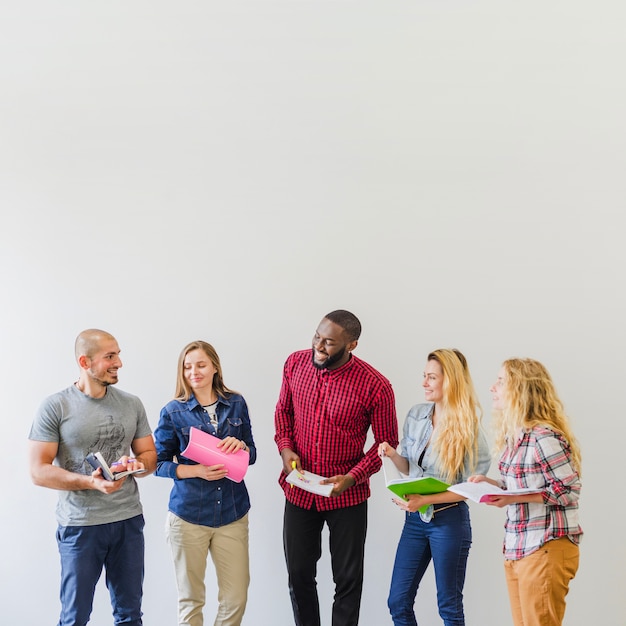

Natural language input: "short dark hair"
[324,310,362,341]
[75,329,116,360]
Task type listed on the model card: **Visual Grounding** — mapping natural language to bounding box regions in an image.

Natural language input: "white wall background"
[1,1,624,624]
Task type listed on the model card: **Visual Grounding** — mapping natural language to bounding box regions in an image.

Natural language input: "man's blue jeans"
[388,503,471,626]
[56,514,145,626]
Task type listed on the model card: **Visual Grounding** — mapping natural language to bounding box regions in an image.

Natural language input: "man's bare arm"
[131,435,157,476]
[28,440,125,494]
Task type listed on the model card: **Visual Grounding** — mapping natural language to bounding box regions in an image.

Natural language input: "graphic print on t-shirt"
[79,416,127,472]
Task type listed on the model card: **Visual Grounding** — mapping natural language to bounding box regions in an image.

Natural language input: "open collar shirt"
[274,349,398,511]
[400,402,491,482]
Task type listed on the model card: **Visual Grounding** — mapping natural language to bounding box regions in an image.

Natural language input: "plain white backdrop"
[1,2,624,624]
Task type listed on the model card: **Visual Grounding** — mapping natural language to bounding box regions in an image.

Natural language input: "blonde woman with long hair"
[154,340,257,626]
[469,358,582,626]
[379,349,490,626]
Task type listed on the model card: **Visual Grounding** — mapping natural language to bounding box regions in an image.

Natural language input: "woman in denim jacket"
[378,348,490,626]
[154,340,257,626]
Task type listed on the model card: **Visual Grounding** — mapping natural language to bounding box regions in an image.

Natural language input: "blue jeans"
[388,503,471,626]
[56,514,145,626]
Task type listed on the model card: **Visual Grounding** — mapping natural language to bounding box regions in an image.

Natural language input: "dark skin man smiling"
[274,310,398,626]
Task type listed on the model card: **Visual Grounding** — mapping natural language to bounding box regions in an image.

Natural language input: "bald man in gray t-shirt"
[28,329,156,626]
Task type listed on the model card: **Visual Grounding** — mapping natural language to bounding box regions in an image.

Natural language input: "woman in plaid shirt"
[470,358,582,626]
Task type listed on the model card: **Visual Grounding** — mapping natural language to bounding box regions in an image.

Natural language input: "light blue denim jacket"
[401,402,491,519]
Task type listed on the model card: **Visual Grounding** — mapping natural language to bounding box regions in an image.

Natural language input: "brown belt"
[432,503,459,515]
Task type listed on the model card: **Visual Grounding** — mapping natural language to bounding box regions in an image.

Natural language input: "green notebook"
[386,476,450,513]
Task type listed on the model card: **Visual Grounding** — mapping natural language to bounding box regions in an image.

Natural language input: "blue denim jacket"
[154,393,257,528]
[401,402,491,522]
[401,402,491,482]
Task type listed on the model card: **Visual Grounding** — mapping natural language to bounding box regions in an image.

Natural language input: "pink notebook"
[181,427,250,483]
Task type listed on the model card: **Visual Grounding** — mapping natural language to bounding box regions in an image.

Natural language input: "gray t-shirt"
[29,384,153,527]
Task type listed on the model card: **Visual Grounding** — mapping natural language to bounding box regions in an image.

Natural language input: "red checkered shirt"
[274,349,398,511]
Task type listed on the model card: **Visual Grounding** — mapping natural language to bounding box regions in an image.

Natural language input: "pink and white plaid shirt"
[499,426,583,560]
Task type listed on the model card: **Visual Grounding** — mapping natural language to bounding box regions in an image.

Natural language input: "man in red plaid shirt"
[274,310,398,626]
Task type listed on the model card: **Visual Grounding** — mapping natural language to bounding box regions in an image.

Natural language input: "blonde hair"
[429,349,483,483]
[494,358,582,475]
[174,341,236,402]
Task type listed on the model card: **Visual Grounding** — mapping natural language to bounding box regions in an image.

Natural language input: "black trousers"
[283,500,368,626]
